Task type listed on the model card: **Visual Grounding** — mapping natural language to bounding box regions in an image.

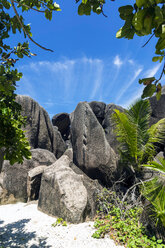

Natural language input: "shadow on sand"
[0,219,51,248]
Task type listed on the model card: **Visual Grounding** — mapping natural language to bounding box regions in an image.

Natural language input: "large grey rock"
[69,161,102,218]
[38,155,88,223]
[16,95,66,158]
[27,166,47,201]
[0,186,17,205]
[102,103,125,154]
[149,92,165,155]
[149,93,165,126]
[2,149,56,201]
[89,101,106,125]
[63,149,103,217]
[71,102,118,186]
[161,84,165,94]
[52,113,70,141]
[63,148,73,161]
[53,126,68,158]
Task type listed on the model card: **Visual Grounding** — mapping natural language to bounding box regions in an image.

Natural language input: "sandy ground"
[0,202,124,248]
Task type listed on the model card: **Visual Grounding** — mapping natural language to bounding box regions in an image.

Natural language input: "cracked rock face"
[89,101,106,125]
[71,102,118,186]
[102,103,125,154]
[16,95,66,158]
[2,149,56,202]
[38,155,88,223]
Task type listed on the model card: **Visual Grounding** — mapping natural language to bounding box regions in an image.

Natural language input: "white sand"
[0,202,124,248]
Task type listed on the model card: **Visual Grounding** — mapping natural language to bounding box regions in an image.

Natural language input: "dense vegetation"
[93,99,165,247]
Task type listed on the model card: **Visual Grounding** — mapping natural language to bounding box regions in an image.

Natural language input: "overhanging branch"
[10,0,54,52]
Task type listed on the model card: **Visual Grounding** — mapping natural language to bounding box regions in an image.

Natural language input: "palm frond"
[112,109,138,162]
[143,118,165,161]
[128,99,151,143]
[142,157,165,175]
[141,177,165,226]
[148,118,165,145]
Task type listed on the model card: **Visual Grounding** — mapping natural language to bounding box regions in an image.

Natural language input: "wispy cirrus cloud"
[17,55,144,115]
[144,63,162,78]
[115,67,143,103]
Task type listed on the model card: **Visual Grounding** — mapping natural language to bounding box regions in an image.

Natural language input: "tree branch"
[10,0,54,52]
[121,178,153,204]
[13,0,45,13]
[142,33,154,48]
[156,58,165,83]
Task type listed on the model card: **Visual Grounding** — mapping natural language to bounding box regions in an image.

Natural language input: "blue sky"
[14,0,164,117]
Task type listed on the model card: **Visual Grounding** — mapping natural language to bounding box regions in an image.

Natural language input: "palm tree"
[112,99,165,174]
[112,99,165,232]
[142,157,165,228]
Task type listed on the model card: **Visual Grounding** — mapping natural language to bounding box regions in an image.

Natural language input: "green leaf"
[45,9,52,20]
[136,0,146,8]
[156,37,165,51]
[139,77,155,85]
[142,84,157,98]
[78,3,85,15]
[152,56,163,62]
[132,9,147,31]
[2,0,11,9]
[116,28,124,38]
[118,5,133,15]
[156,90,161,100]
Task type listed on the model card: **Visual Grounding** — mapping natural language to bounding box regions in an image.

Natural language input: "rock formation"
[89,101,106,125]
[71,102,118,186]
[102,103,125,153]
[16,95,66,158]
[38,154,102,223]
[1,149,56,202]
[1,93,165,226]
[52,112,70,141]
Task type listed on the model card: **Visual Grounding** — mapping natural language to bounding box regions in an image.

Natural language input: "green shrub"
[92,189,165,248]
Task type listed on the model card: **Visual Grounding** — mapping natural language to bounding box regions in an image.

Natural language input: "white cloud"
[113,55,123,68]
[116,67,143,102]
[121,86,143,109]
[144,63,162,78]
[128,59,134,65]
[17,55,145,116]
[90,61,104,99]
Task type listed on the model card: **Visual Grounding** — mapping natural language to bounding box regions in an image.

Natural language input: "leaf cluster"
[0,65,31,165]
[0,0,61,165]
[77,0,105,16]
[116,1,165,98]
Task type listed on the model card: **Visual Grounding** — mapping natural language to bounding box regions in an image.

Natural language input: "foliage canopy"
[0,0,61,167]
[77,0,165,99]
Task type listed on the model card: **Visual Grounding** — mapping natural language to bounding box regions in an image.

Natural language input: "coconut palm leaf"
[112,109,138,163]
[141,176,165,226]
[143,118,165,162]
[148,118,165,144]
[142,157,165,175]
[128,99,151,144]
